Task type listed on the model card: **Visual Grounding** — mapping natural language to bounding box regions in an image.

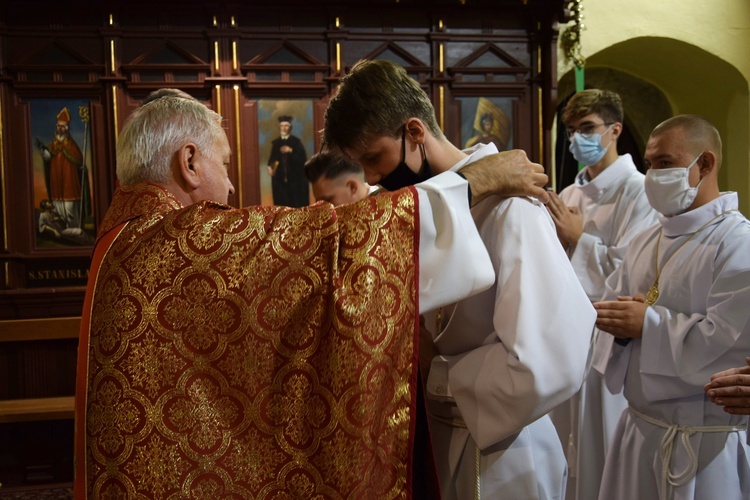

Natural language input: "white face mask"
[644,153,703,216]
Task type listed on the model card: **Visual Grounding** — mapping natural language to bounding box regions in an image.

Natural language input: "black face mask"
[378,126,433,191]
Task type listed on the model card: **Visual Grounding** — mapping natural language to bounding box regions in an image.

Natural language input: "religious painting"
[257,99,315,207]
[29,98,96,248]
[459,96,515,152]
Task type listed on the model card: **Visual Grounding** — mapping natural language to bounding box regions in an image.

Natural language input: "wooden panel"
[0,318,79,401]
[0,317,80,342]
[0,396,74,423]
[0,3,566,492]
[0,288,86,320]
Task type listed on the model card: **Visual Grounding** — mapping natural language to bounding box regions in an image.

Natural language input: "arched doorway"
[556,37,750,213]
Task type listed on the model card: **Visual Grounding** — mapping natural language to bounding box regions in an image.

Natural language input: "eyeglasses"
[567,122,614,138]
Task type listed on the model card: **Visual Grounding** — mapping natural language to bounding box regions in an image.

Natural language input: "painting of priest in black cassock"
[266,115,309,207]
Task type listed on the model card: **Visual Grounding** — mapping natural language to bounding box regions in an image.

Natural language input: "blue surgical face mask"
[568,125,614,166]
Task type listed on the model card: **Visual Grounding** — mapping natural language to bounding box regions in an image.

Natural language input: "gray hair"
[116,96,223,185]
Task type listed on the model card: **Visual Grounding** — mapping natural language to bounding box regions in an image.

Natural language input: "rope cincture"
[629,407,747,500]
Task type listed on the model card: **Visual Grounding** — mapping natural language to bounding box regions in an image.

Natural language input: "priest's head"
[116,96,235,206]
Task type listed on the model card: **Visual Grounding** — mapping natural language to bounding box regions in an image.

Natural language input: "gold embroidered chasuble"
[75,183,420,499]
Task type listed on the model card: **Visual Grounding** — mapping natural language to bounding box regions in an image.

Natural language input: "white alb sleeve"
[414,171,495,314]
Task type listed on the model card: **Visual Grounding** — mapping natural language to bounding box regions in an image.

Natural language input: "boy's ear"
[611,122,623,140]
[177,143,200,189]
[346,178,358,195]
[404,117,427,145]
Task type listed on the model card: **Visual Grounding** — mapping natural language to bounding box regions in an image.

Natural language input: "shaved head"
[650,115,722,168]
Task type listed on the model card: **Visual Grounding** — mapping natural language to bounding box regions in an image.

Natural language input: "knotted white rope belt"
[629,406,747,500]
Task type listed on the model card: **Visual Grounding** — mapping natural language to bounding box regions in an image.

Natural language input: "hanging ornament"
[561,1,586,69]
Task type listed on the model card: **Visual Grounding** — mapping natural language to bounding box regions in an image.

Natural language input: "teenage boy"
[547,89,659,500]
[324,59,595,500]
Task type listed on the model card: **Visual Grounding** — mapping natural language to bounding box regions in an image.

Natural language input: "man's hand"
[459,150,549,206]
[593,294,647,339]
[280,145,293,154]
[546,191,583,249]
[705,358,750,415]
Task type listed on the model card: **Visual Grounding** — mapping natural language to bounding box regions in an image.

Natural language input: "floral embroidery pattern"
[87,380,140,455]
[92,279,138,353]
[161,278,237,352]
[128,235,185,296]
[165,376,240,452]
[82,183,418,498]
[122,331,185,399]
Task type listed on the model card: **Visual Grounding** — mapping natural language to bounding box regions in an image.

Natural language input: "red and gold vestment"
[75,182,421,499]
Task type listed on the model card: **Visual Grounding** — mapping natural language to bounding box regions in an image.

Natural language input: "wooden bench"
[0,396,75,423]
[0,317,79,423]
[0,317,81,343]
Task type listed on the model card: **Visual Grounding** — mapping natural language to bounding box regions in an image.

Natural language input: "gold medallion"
[646,210,737,309]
